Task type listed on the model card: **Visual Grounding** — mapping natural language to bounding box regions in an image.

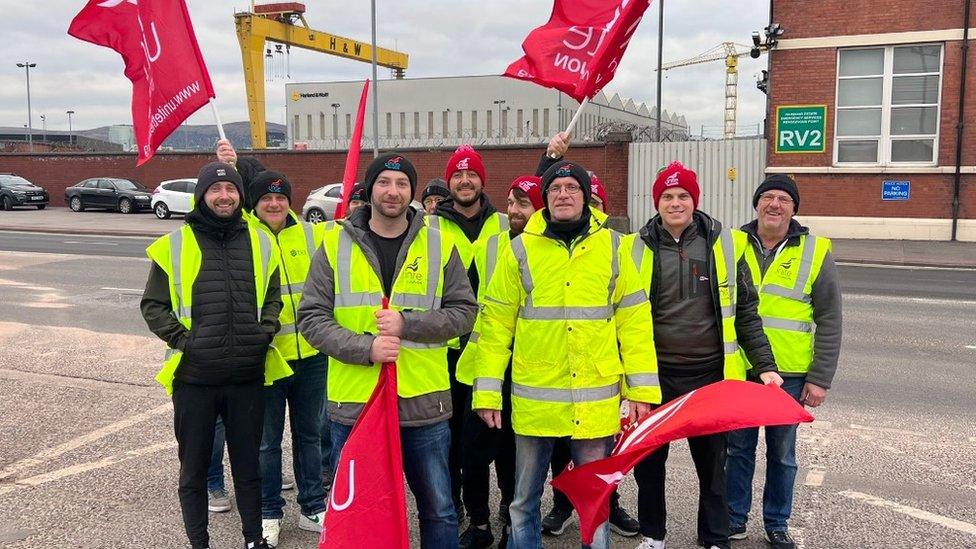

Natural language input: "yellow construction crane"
[235,2,409,149]
[659,42,754,139]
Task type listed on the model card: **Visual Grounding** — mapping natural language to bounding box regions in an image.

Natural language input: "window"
[501,109,509,138]
[306,115,313,140]
[835,44,942,165]
[443,111,449,137]
[386,113,392,139]
[428,112,435,139]
[543,108,550,136]
[400,112,406,139]
[471,111,478,135]
[325,186,342,198]
[414,112,421,139]
[517,109,524,137]
[97,180,115,190]
[532,109,539,136]
[487,110,493,138]
[293,115,300,140]
[457,111,463,138]
[320,113,326,138]
[346,114,352,138]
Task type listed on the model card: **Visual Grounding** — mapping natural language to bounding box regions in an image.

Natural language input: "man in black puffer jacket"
[141,162,282,549]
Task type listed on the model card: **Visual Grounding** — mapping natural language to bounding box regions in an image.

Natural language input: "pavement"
[2,207,974,268]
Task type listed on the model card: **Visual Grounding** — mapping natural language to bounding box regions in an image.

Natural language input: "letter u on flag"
[321,298,409,548]
[68,0,216,165]
[504,0,652,102]
[551,380,816,544]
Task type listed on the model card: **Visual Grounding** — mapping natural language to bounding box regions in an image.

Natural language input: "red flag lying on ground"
[552,380,815,544]
[320,298,409,549]
[334,79,371,220]
[68,0,216,165]
[504,0,651,102]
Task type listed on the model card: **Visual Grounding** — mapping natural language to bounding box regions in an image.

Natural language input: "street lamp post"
[492,99,506,140]
[331,103,340,149]
[16,61,36,152]
[67,110,75,146]
[40,114,46,142]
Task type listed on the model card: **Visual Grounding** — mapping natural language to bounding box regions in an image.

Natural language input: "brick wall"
[0,142,631,216]
[774,0,964,39]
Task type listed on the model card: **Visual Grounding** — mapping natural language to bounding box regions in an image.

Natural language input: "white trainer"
[299,511,326,533]
[262,518,281,548]
[635,537,666,549]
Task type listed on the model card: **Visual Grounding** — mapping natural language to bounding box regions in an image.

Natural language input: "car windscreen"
[0,176,33,187]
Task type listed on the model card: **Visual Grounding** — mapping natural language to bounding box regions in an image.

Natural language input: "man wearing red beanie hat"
[429,144,510,526]
[626,161,782,549]
[453,174,544,548]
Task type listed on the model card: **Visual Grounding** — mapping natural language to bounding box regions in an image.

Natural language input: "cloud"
[0,0,769,136]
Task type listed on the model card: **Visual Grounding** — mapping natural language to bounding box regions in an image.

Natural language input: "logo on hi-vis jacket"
[777,258,796,278]
[405,257,420,272]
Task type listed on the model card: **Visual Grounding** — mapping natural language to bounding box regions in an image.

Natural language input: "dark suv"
[65,177,153,214]
[0,174,49,210]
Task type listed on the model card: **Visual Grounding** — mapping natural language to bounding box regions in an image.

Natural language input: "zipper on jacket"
[222,239,233,355]
[678,242,684,300]
[275,231,303,361]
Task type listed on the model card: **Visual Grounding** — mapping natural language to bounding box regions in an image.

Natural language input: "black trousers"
[447,348,469,515]
[633,368,730,549]
[461,371,515,525]
[173,379,265,548]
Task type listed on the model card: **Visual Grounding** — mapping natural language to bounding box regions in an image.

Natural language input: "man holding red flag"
[298,153,477,548]
[68,0,217,165]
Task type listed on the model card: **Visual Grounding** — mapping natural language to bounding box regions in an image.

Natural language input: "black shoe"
[730,523,748,540]
[497,525,510,548]
[764,529,796,549]
[459,524,495,549]
[541,505,573,536]
[608,501,639,537]
[244,539,271,549]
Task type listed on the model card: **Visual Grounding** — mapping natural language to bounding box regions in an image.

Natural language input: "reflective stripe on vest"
[335,229,443,310]
[473,377,502,392]
[512,382,620,403]
[719,229,738,354]
[626,373,660,388]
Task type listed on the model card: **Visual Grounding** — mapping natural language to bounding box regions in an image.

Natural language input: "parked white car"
[152,178,197,219]
[302,183,343,223]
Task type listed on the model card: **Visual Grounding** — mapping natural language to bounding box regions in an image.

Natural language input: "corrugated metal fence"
[627,139,767,232]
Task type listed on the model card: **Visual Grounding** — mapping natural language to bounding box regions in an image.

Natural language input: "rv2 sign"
[775,105,827,154]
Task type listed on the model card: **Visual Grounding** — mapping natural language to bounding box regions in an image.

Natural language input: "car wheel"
[118,197,133,214]
[69,196,85,212]
[306,208,325,223]
[0,196,11,211]
[154,202,171,219]
[36,204,46,210]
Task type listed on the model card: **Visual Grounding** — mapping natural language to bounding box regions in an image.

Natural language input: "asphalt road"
[0,236,974,548]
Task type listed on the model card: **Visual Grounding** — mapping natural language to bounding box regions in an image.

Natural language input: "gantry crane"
[235,2,409,149]
[659,42,754,139]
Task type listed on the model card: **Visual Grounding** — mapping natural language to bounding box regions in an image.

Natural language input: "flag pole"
[564,96,590,136]
[210,99,226,141]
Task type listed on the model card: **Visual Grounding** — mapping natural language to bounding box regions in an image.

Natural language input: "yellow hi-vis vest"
[623,227,749,381]
[427,211,509,268]
[322,223,456,403]
[456,231,512,385]
[249,211,327,361]
[473,208,659,439]
[743,234,831,374]
[145,224,292,395]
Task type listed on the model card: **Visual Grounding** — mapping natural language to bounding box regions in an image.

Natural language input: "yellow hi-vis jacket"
[456,231,511,385]
[743,234,832,374]
[321,222,457,403]
[145,224,292,395]
[427,211,509,268]
[248,211,328,361]
[473,208,660,439]
[622,226,750,380]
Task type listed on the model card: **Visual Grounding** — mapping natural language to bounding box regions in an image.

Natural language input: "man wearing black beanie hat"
[753,174,800,212]
[539,161,594,245]
[142,159,285,549]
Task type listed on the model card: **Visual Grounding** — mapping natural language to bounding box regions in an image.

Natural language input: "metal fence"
[627,138,767,232]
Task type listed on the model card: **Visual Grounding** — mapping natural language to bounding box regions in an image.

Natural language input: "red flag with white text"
[504,0,651,102]
[551,380,815,544]
[319,309,409,548]
[68,0,216,165]
[334,80,371,220]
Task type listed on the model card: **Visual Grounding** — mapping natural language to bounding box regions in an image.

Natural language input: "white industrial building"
[284,75,688,150]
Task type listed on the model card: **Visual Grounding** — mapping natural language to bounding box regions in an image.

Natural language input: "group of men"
[141,131,841,549]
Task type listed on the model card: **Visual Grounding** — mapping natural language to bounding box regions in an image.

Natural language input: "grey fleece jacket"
[741,219,843,389]
[297,206,477,426]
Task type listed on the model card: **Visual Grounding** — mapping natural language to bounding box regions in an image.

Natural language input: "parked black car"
[65,178,153,214]
[0,174,49,210]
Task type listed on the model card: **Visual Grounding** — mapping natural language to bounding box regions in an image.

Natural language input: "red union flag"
[320,338,409,547]
[334,80,371,220]
[68,0,216,165]
[551,380,815,544]
[504,0,651,102]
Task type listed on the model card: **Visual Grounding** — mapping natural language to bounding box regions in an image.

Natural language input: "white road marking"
[844,293,976,306]
[849,423,924,437]
[0,402,172,480]
[840,490,976,536]
[62,240,118,246]
[804,470,825,487]
[811,420,832,430]
[100,287,144,292]
[837,262,976,272]
[966,345,976,350]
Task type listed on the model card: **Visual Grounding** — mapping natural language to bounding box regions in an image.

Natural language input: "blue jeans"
[509,435,613,549]
[726,376,806,531]
[207,417,225,492]
[331,419,458,548]
[260,354,328,518]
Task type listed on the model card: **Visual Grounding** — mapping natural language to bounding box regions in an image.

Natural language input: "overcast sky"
[0,0,770,139]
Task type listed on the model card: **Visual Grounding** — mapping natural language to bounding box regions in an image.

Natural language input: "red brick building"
[766,0,974,240]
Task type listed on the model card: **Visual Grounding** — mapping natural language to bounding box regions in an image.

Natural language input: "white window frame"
[833,43,943,167]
